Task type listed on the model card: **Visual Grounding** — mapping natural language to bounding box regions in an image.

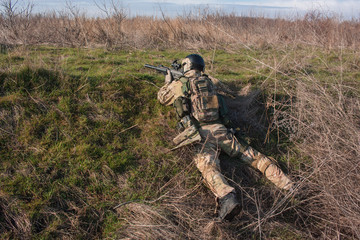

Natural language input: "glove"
[165,69,173,84]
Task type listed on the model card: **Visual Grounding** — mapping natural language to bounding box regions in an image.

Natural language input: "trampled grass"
[0,45,359,239]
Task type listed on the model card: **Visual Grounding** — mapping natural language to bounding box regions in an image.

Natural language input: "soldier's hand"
[165,69,173,84]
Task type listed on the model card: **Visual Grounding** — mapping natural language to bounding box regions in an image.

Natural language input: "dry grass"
[251,44,360,239]
[275,77,360,239]
[0,1,359,50]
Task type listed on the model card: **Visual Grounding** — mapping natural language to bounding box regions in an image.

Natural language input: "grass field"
[0,45,359,239]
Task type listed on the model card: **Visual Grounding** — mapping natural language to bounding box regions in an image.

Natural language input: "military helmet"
[182,54,205,73]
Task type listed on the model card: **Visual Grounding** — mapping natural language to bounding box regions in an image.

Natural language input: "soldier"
[157,54,293,221]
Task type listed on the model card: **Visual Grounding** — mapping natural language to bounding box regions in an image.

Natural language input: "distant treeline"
[0,0,359,49]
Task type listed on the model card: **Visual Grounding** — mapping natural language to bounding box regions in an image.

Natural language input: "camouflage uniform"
[158,70,293,199]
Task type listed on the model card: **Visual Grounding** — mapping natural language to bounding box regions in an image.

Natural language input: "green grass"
[0,46,359,239]
[0,47,182,238]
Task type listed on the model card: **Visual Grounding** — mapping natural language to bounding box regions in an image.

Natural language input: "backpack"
[188,75,220,122]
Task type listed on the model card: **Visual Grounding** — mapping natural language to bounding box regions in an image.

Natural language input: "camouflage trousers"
[193,123,293,199]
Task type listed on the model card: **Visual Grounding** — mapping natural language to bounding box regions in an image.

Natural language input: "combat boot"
[218,192,241,221]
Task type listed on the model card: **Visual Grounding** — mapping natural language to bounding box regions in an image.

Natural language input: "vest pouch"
[202,95,219,110]
[189,76,220,123]
[191,94,220,122]
[173,97,190,119]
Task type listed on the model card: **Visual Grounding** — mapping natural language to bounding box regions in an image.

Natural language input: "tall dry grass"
[0,1,359,49]
[275,76,360,238]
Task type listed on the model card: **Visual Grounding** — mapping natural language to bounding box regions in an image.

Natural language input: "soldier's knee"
[194,154,219,173]
[240,146,259,164]
[219,131,247,158]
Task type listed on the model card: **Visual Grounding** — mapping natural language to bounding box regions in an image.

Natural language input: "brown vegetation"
[0,1,359,49]
[274,76,360,239]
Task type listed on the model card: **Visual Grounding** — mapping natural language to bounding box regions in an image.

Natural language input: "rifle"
[144,60,184,81]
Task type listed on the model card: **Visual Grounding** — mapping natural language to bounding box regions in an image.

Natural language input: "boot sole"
[218,203,242,222]
[225,203,242,221]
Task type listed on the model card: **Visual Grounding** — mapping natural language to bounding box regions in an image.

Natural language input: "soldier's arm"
[157,80,184,106]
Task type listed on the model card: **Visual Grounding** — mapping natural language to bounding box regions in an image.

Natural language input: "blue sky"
[28,0,360,19]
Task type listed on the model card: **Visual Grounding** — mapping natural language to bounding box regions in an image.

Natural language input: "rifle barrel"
[144,64,184,79]
[144,64,166,71]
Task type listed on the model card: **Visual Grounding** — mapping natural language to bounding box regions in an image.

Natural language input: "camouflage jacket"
[157,72,231,125]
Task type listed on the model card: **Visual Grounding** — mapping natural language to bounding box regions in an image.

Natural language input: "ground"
[0,45,359,239]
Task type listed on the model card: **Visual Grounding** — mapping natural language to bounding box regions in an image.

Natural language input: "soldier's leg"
[199,124,246,158]
[196,124,242,220]
[193,143,234,199]
[240,146,293,190]
[194,143,241,221]
[201,124,293,190]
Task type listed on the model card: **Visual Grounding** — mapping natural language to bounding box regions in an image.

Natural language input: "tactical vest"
[187,75,220,123]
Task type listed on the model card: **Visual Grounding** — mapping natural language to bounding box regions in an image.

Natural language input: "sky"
[25,0,360,19]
